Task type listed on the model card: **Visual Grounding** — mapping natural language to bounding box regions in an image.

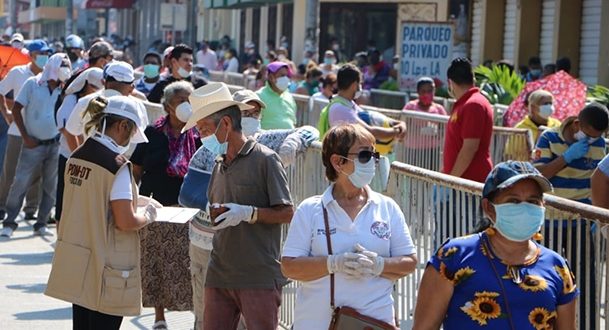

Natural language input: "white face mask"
[178,66,191,78]
[354,85,363,100]
[538,104,554,119]
[241,117,261,137]
[574,130,600,144]
[175,102,192,123]
[342,157,376,188]
[58,67,72,82]
[275,76,290,91]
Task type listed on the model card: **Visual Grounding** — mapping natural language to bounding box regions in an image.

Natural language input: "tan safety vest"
[45,138,141,316]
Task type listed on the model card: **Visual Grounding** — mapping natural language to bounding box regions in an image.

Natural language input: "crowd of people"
[0,31,607,330]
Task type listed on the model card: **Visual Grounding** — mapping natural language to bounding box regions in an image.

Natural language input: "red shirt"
[442,87,494,182]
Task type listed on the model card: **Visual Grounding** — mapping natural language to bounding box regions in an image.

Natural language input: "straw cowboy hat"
[182,82,253,133]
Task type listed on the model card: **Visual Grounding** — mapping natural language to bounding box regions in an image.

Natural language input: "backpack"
[317,97,352,138]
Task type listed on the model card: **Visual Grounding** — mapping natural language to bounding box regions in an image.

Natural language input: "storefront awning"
[203,0,291,9]
[85,0,135,9]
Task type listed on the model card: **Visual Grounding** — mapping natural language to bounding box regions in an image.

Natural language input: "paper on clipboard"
[139,206,199,224]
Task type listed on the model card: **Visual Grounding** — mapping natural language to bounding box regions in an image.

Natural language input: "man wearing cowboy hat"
[182,82,294,329]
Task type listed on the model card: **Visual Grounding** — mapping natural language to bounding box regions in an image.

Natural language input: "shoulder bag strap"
[322,204,335,310]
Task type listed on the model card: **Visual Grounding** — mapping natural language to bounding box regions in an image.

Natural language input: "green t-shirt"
[257,83,297,129]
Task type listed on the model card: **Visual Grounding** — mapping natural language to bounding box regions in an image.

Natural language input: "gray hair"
[161,80,194,105]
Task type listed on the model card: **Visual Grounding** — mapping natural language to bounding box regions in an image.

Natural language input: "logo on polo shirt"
[370,221,391,240]
[317,228,336,236]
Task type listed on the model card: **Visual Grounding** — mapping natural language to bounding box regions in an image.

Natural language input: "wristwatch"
[250,207,259,224]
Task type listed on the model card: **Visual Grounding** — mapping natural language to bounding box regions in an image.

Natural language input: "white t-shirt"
[91,134,133,201]
[196,49,218,71]
[225,57,239,73]
[56,94,78,158]
[0,64,35,136]
[15,76,61,140]
[282,184,416,330]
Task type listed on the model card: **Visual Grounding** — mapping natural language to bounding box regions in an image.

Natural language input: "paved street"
[0,215,194,330]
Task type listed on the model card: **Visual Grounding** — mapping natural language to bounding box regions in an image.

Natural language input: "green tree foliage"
[474,65,525,105]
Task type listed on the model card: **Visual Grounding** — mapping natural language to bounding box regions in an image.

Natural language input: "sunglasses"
[343,150,380,164]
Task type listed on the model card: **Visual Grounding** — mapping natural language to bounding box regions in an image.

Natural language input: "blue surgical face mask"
[201,121,229,155]
[143,64,160,79]
[35,54,49,69]
[493,202,545,242]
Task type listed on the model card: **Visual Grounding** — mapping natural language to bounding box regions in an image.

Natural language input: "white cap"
[245,41,255,49]
[10,33,24,43]
[65,67,104,95]
[103,61,135,83]
[103,96,148,143]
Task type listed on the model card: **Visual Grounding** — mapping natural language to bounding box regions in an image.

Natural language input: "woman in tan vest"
[45,95,160,330]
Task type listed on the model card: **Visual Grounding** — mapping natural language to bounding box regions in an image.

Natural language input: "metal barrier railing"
[369,89,409,110]
[281,146,609,329]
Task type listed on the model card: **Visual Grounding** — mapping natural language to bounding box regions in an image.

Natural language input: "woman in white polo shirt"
[281,124,418,329]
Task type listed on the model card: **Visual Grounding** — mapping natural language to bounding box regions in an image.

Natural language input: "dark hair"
[337,64,361,91]
[228,48,238,58]
[170,44,193,60]
[209,105,242,132]
[578,102,609,132]
[320,73,337,88]
[321,124,375,181]
[305,67,322,80]
[528,56,541,66]
[447,57,474,85]
[544,64,557,74]
[143,52,162,64]
[556,57,571,73]
[297,64,307,75]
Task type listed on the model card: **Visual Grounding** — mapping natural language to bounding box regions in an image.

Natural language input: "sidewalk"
[0,216,194,330]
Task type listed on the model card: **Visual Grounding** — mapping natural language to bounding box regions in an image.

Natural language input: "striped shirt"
[534,117,606,204]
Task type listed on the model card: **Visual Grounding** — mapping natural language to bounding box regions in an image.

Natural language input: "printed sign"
[400,22,453,91]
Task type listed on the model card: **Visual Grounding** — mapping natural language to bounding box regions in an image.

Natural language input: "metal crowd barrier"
[280,146,609,329]
[369,89,409,110]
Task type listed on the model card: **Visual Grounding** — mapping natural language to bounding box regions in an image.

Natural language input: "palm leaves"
[474,65,525,105]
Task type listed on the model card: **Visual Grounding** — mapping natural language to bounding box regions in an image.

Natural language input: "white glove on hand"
[327,252,369,279]
[354,243,385,277]
[143,204,158,224]
[212,203,253,230]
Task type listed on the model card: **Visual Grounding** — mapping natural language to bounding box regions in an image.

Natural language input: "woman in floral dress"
[413,161,578,330]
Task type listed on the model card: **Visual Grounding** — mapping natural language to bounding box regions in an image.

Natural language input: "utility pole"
[9,0,17,33]
[304,0,319,58]
[66,0,74,35]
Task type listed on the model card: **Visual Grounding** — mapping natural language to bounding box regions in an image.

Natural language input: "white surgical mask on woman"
[175,102,192,123]
[275,76,290,91]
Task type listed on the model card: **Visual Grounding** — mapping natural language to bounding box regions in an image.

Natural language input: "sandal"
[152,320,168,330]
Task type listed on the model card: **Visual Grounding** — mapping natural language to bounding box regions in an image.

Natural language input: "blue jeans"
[0,116,9,169]
[2,142,59,230]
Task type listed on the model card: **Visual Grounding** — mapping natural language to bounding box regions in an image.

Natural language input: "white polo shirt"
[0,64,35,137]
[282,184,416,330]
[15,76,61,140]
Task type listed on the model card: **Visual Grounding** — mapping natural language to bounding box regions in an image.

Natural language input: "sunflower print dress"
[429,231,578,329]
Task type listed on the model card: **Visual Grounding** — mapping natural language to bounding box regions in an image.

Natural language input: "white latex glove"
[327,252,370,279]
[142,204,158,224]
[137,195,162,208]
[212,203,253,230]
[354,243,385,277]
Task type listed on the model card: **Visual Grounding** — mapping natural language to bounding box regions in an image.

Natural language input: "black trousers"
[72,304,123,330]
[55,155,67,222]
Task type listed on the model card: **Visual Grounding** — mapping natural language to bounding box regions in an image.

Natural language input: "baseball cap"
[482,161,553,199]
[88,41,115,59]
[245,41,255,49]
[27,39,50,53]
[267,61,290,75]
[103,96,148,144]
[324,50,335,57]
[232,89,266,109]
[65,34,84,49]
[103,61,135,83]
[10,33,24,43]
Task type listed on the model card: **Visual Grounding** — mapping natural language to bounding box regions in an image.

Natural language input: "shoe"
[33,226,54,236]
[47,217,57,224]
[152,320,168,330]
[24,212,37,220]
[0,227,14,237]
